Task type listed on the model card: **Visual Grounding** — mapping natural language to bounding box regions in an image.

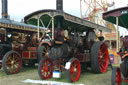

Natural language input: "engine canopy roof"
[24,9,111,32]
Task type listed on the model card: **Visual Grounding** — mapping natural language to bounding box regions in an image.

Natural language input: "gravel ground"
[0,66,126,85]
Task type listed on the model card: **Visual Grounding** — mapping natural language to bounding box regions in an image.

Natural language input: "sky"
[0,0,81,21]
[0,0,128,35]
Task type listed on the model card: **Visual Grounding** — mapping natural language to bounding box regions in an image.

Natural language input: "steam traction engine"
[0,19,44,74]
[112,36,128,85]
[24,8,111,82]
[0,19,45,74]
[0,0,44,74]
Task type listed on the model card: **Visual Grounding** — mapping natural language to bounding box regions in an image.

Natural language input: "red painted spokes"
[69,59,81,82]
[6,53,22,74]
[115,69,121,85]
[40,58,53,79]
[98,43,109,73]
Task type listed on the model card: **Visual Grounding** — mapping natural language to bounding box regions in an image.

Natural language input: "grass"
[0,66,128,85]
[0,70,6,77]
[122,82,128,85]
[0,66,37,77]
[44,68,112,85]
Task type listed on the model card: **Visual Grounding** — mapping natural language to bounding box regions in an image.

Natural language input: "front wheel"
[91,41,109,73]
[37,45,50,62]
[66,58,81,82]
[111,67,122,85]
[2,51,22,74]
[121,57,128,78]
[38,58,53,80]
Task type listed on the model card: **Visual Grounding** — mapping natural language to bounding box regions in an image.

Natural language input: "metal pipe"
[56,0,63,11]
[80,0,83,18]
[116,17,119,52]
[56,0,63,29]
[2,0,8,18]
[37,17,40,41]
[52,17,54,40]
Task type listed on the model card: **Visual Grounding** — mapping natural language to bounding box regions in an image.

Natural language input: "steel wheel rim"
[69,59,81,82]
[98,43,109,73]
[115,69,121,85]
[6,53,22,74]
[40,58,53,79]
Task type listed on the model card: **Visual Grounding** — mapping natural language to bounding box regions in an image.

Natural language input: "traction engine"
[112,36,128,85]
[23,0,110,82]
[38,27,109,82]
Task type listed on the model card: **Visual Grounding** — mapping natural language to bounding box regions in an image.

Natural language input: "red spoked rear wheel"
[38,58,53,80]
[91,41,109,73]
[2,51,22,74]
[98,43,109,73]
[66,58,81,82]
[112,67,122,85]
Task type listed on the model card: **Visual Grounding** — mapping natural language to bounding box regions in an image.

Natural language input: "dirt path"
[0,67,112,85]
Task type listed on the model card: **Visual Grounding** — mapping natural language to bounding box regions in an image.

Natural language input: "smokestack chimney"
[56,0,63,11]
[2,0,8,18]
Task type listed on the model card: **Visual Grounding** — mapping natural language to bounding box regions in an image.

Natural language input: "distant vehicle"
[0,0,45,74]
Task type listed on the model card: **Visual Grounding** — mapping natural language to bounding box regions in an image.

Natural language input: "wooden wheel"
[66,58,81,82]
[38,58,53,80]
[91,41,109,73]
[112,67,122,85]
[2,51,22,74]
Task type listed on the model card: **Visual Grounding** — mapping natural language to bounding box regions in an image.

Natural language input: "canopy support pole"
[80,0,83,18]
[110,40,112,50]
[37,17,40,41]
[52,17,54,40]
[116,17,119,52]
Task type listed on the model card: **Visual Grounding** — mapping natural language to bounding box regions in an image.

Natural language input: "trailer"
[24,0,111,82]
